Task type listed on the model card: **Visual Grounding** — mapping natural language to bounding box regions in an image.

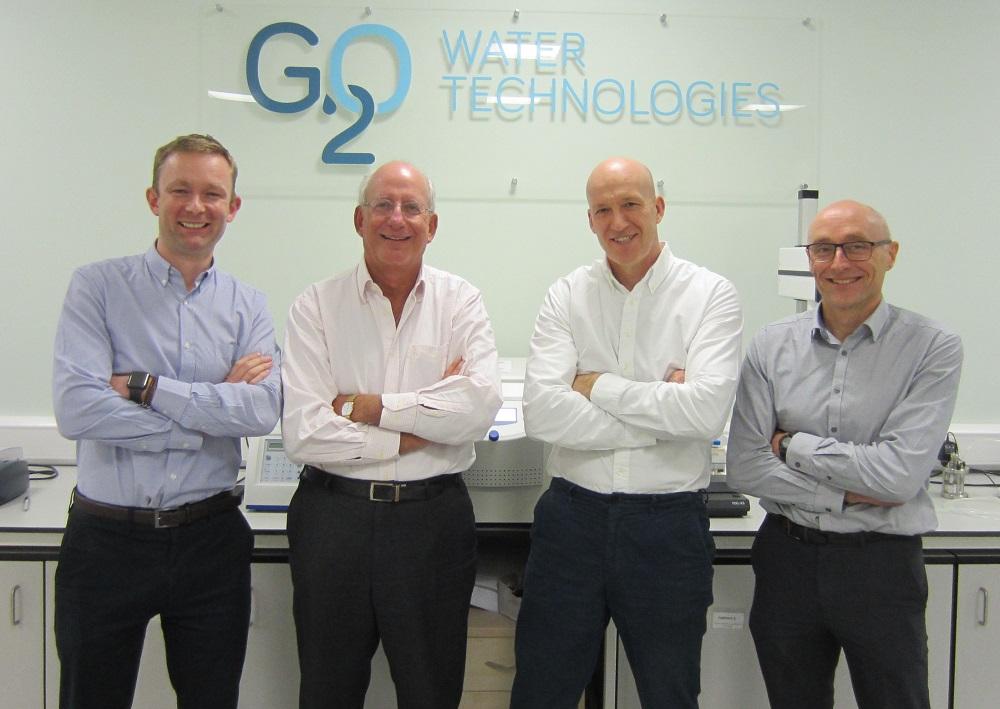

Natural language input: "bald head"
[359,161,436,212]
[810,200,891,243]
[586,157,657,204]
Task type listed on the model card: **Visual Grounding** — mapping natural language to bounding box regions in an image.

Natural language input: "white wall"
[1,0,997,422]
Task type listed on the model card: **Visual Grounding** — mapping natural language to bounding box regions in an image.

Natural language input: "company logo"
[246,22,411,164]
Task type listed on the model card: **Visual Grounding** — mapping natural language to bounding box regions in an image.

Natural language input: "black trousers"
[287,474,477,709]
[749,514,930,709]
[55,505,253,709]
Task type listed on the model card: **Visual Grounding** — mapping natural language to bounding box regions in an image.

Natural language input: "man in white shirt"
[280,161,502,709]
[511,157,743,709]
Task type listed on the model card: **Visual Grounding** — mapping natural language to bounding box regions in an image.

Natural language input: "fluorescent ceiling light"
[500,42,560,61]
[207,90,256,103]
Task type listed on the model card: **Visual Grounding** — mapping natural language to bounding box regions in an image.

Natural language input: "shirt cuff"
[380,392,418,433]
[589,372,627,414]
[150,376,192,422]
[813,482,844,516]
[783,431,819,477]
[362,425,401,461]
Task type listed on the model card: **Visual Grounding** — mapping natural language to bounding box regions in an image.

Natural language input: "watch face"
[342,401,354,417]
[127,372,150,390]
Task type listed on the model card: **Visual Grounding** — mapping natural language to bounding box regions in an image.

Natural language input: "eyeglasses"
[800,240,892,263]
[364,199,431,219]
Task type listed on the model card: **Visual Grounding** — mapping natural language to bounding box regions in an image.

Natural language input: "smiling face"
[808,200,898,333]
[586,157,665,290]
[354,161,437,284]
[145,151,240,268]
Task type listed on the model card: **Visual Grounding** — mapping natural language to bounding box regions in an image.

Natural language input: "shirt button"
[840,350,847,356]
[161,279,168,286]
[795,462,802,468]
[184,342,191,349]
[831,426,838,433]
[170,474,177,480]
[833,388,841,394]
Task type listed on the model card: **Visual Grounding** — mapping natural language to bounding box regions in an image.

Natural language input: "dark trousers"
[286,474,477,709]
[749,514,930,709]
[511,477,715,709]
[55,505,253,709]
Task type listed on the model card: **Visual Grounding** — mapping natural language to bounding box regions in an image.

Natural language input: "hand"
[225,352,273,385]
[443,356,464,378]
[399,432,431,455]
[771,430,788,457]
[109,374,130,398]
[572,371,602,400]
[667,368,685,384]
[844,491,903,508]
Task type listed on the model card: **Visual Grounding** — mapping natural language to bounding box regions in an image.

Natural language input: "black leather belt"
[301,465,461,503]
[71,488,242,529]
[770,513,911,546]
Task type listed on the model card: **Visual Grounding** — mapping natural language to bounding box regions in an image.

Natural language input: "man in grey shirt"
[727,200,963,709]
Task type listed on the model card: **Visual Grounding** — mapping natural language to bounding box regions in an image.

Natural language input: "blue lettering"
[650,80,682,117]
[535,31,558,70]
[442,75,466,113]
[246,22,320,114]
[562,32,586,72]
[757,82,781,118]
[470,75,492,113]
[629,80,649,117]
[732,81,752,117]
[593,78,625,117]
[496,77,525,114]
[687,81,715,118]
[440,30,482,70]
[479,31,508,71]
[562,78,588,116]
[529,78,556,117]
[329,24,411,114]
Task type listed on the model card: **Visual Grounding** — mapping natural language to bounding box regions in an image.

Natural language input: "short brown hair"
[151,134,238,193]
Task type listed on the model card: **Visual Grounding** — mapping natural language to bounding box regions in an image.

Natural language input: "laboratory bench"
[2,469,1000,708]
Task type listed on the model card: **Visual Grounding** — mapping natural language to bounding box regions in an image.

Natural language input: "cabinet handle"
[10,584,22,626]
[977,587,989,626]
[484,661,516,673]
[249,585,257,628]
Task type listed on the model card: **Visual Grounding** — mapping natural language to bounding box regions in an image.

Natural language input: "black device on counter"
[706,479,751,517]
[0,458,30,506]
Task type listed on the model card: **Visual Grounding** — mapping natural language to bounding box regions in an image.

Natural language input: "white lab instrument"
[777,187,819,309]
[243,358,544,524]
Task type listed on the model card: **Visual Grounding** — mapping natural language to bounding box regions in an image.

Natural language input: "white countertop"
[2,468,999,552]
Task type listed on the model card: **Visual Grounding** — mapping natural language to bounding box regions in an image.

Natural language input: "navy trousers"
[749,514,930,709]
[55,505,253,709]
[511,477,715,709]
[287,474,477,709]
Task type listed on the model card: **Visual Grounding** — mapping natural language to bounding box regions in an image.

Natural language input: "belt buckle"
[369,482,401,503]
[153,508,179,528]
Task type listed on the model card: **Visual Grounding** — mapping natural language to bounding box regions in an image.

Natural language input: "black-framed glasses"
[364,199,431,219]
[799,240,891,263]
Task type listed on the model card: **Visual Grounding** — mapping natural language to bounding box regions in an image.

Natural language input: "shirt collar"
[600,242,673,293]
[812,299,890,343]
[355,261,426,302]
[144,243,215,291]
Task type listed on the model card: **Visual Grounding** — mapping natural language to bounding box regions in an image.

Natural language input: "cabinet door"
[616,564,769,709]
[954,564,1000,709]
[615,562,954,709]
[832,562,953,709]
[0,560,44,708]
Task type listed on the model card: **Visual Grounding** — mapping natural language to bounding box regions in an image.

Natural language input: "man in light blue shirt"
[727,200,963,709]
[52,134,281,709]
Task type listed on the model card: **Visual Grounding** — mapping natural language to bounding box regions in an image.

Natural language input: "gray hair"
[357,164,436,212]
